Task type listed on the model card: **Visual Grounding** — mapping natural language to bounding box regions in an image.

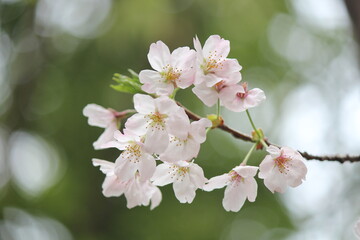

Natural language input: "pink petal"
[234,165,259,178]
[189,163,207,188]
[144,127,169,154]
[166,108,190,140]
[151,163,174,186]
[92,158,115,176]
[173,175,197,203]
[243,177,258,202]
[150,186,162,210]
[203,174,229,191]
[202,35,230,59]
[93,122,118,150]
[266,145,281,158]
[192,83,219,107]
[148,40,171,72]
[189,118,212,143]
[159,137,187,162]
[102,175,126,197]
[285,159,307,187]
[83,104,114,128]
[125,114,148,135]
[222,183,246,212]
[133,94,155,114]
[155,96,179,115]
[242,88,266,109]
[138,154,156,181]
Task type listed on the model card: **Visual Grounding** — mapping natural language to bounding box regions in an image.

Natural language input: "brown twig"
[177,102,360,163]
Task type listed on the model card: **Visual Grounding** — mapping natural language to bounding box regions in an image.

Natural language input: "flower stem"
[242,143,257,165]
[246,109,268,148]
[170,88,180,99]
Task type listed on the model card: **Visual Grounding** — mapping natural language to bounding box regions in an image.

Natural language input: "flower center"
[275,155,291,173]
[169,165,189,181]
[215,80,226,92]
[146,111,167,130]
[229,170,243,182]
[202,51,224,74]
[161,65,181,84]
[236,82,248,99]
[123,143,142,163]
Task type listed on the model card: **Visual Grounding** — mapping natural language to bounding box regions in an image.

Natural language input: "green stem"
[242,143,257,165]
[216,99,220,120]
[260,139,269,148]
[170,88,180,99]
[246,110,257,132]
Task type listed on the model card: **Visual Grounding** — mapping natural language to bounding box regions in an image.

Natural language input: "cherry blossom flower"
[354,218,360,239]
[193,35,242,87]
[219,82,266,112]
[160,108,212,162]
[83,104,123,150]
[258,145,307,193]
[102,129,156,181]
[204,165,258,212]
[92,159,162,210]
[125,94,186,154]
[151,161,207,203]
[193,76,242,107]
[139,41,196,96]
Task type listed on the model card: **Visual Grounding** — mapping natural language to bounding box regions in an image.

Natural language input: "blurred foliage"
[1,0,358,239]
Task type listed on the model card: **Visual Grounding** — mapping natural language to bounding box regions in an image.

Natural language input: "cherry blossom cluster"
[83,35,308,212]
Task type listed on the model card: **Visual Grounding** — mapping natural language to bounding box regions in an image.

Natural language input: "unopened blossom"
[139,41,196,96]
[219,82,266,112]
[102,129,156,181]
[258,145,307,193]
[355,218,360,239]
[83,104,126,150]
[193,35,242,87]
[160,108,212,162]
[92,159,162,210]
[204,165,258,212]
[125,94,186,154]
[151,161,207,204]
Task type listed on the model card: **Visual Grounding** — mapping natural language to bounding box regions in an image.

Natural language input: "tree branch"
[178,102,360,163]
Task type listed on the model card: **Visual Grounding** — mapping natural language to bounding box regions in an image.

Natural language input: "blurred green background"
[0,0,360,239]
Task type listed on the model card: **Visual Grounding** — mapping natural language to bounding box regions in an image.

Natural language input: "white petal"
[189,118,212,143]
[138,153,156,181]
[183,138,201,161]
[144,127,169,154]
[192,83,219,107]
[222,183,246,212]
[124,179,144,209]
[159,136,187,162]
[83,104,114,128]
[189,163,207,188]
[203,174,229,191]
[92,158,115,176]
[93,122,118,150]
[125,114,148,135]
[155,96,179,115]
[263,169,287,193]
[151,163,174,186]
[242,88,266,109]
[166,108,190,139]
[150,186,162,210]
[171,47,196,71]
[148,40,171,72]
[173,175,197,203]
[114,157,138,181]
[266,145,281,158]
[243,177,258,202]
[102,175,126,197]
[133,94,155,114]
[202,35,230,59]
[233,165,259,178]
[258,155,275,179]
[139,70,164,94]
[285,159,307,187]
